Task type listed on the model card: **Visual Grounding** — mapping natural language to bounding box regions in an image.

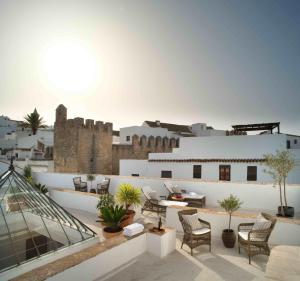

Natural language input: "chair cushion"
[73,177,80,184]
[252,213,272,231]
[192,227,211,235]
[182,213,203,230]
[238,231,265,242]
[148,191,160,201]
[172,186,182,194]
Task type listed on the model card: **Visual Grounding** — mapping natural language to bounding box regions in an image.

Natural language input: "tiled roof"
[144,121,192,134]
[148,158,265,163]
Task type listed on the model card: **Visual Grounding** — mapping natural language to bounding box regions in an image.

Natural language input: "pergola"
[232,122,280,134]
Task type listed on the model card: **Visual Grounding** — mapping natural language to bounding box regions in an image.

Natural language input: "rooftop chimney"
[155,120,161,126]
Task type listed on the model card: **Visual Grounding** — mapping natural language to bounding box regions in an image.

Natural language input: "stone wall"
[112,135,177,175]
[54,105,178,175]
[54,105,112,174]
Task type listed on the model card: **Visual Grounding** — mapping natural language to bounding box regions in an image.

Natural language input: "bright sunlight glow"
[42,41,98,93]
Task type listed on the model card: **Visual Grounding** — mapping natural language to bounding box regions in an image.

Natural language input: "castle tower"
[54,105,113,174]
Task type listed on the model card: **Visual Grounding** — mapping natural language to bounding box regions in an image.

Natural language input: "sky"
[0,0,299,134]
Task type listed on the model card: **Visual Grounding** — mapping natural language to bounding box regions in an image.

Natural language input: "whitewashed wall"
[120,159,300,184]
[33,172,300,213]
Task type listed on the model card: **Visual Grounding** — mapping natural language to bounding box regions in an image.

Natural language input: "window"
[126,136,130,141]
[287,140,291,149]
[193,165,202,178]
[131,174,139,177]
[247,166,257,181]
[294,139,298,144]
[219,165,230,181]
[161,171,172,178]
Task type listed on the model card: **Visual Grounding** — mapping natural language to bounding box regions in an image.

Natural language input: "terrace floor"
[67,208,268,281]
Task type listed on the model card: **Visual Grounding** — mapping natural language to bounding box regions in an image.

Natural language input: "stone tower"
[54,105,113,174]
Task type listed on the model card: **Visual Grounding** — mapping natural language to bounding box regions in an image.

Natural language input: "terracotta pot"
[120,210,135,228]
[277,206,294,217]
[222,229,236,248]
[102,227,123,239]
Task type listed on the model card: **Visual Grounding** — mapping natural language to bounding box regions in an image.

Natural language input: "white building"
[120,132,300,184]
[4,129,54,160]
[118,120,225,144]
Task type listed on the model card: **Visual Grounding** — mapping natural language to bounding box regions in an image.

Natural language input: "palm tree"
[21,108,47,135]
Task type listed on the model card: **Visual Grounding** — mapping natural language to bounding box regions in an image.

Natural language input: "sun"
[41,41,98,93]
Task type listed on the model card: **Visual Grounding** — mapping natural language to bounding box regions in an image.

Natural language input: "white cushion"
[252,213,272,231]
[148,191,160,201]
[159,200,188,207]
[192,227,211,235]
[238,231,265,242]
[182,213,203,230]
[172,186,182,193]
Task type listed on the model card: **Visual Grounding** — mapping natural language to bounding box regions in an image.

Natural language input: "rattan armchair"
[141,186,167,215]
[178,209,211,255]
[73,177,87,192]
[97,177,110,195]
[238,212,277,264]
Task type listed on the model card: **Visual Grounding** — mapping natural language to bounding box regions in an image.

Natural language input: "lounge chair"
[178,209,211,255]
[163,181,182,199]
[164,181,206,208]
[73,177,88,192]
[141,186,187,215]
[97,177,110,194]
[238,212,277,264]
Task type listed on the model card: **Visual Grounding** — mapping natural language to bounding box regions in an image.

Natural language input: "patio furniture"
[238,212,277,264]
[97,177,110,194]
[164,182,206,207]
[73,177,88,192]
[164,181,182,199]
[178,209,211,255]
[141,186,188,215]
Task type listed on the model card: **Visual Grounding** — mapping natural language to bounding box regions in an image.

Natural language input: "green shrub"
[218,194,242,230]
[100,205,126,231]
[115,183,141,212]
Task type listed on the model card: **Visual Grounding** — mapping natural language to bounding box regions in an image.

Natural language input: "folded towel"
[123,223,144,236]
[123,223,144,231]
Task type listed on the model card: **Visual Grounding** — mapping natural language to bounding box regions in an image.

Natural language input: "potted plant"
[264,150,296,217]
[23,165,34,185]
[116,183,141,227]
[218,194,242,248]
[101,205,126,239]
[96,193,115,224]
[34,183,48,194]
[87,174,95,192]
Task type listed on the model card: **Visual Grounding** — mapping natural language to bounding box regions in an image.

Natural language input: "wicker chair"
[73,177,87,192]
[97,177,110,195]
[238,212,277,264]
[178,209,211,255]
[164,181,181,199]
[141,186,167,215]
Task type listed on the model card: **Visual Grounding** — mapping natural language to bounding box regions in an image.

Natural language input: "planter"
[120,210,135,228]
[222,229,236,248]
[277,206,294,217]
[102,226,123,239]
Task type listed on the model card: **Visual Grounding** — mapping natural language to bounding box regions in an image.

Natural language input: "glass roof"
[0,162,96,273]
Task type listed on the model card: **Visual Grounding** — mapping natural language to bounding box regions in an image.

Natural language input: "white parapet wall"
[33,172,300,213]
[47,234,147,281]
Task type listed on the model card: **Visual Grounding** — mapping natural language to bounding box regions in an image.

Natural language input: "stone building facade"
[54,105,113,174]
[112,135,177,175]
[54,105,178,175]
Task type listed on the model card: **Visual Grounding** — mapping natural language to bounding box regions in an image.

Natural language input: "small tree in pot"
[264,150,296,217]
[101,205,126,239]
[87,174,95,192]
[116,183,141,227]
[218,194,242,248]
